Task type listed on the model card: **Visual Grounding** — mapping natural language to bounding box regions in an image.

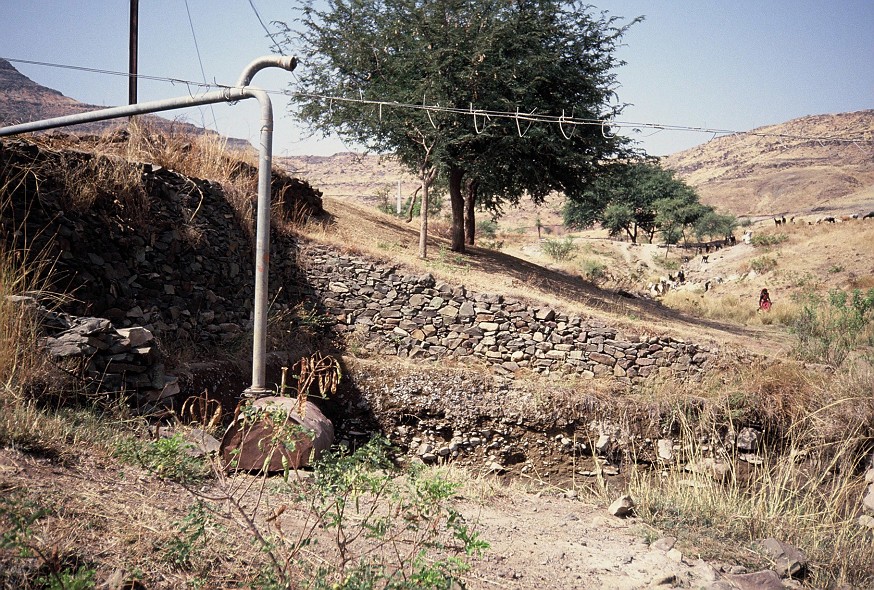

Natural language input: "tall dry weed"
[0,169,54,395]
[57,151,148,222]
[123,118,258,231]
[624,354,874,587]
[628,413,872,588]
[661,290,799,327]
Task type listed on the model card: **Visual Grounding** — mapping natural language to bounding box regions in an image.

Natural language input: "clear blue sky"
[1,1,871,157]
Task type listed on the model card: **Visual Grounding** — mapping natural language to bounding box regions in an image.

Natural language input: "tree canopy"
[280,0,638,252]
[563,160,732,245]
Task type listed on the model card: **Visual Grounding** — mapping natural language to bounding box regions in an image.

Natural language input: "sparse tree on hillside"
[694,210,738,242]
[563,160,709,245]
[280,0,638,253]
[655,186,709,246]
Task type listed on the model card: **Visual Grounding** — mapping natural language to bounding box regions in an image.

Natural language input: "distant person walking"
[758,288,772,312]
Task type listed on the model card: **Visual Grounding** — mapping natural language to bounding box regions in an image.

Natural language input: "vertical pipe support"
[129,0,139,106]
[245,88,274,397]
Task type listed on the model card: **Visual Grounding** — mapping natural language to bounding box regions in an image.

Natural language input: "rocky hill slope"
[662,110,874,218]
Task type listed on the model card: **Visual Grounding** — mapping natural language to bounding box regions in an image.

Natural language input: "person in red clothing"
[758,288,772,311]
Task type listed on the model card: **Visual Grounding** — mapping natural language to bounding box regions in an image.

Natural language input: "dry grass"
[124,118,257,221]
[55,151,148,222]
[616,353,874,587]
[661,290,800,327]
[23,120,262,239]
[627,365,874,588]
[0,171,54,397]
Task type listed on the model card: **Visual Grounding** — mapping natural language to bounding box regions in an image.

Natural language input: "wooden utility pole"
[129,0,139,105]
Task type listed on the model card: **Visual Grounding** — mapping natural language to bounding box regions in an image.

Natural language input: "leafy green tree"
[693,210,738,242]
[564,160,659,243]
[654,186,709,246]
[564,160,711,244]
[281,0,638,252]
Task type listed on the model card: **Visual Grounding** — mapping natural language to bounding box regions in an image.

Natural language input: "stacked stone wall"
[301,246,717,383]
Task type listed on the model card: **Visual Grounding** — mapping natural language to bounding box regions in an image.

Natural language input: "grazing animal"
[790,216,796,224]
[702,255,709,263]
[824,216,836,223]
[864,211,874,220]
[774,217,782,226]
[677,270,685,283]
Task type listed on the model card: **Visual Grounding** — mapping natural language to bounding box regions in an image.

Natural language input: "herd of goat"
[774,211,874,225]
[645,210,874,298]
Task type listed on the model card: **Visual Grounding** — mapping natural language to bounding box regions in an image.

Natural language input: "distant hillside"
[281,111,874,222]
[662,110,874,218]
[0,58,251,150]
[281,152,420,204]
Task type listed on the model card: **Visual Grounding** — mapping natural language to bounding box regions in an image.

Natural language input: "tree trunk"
[418,168,430,259]
[405,186,421,222]
[448,166,465,253]
[417,166,437,259]
[464,179,477,246]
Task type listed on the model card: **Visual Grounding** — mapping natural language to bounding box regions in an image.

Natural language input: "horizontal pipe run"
[0,87,249,137]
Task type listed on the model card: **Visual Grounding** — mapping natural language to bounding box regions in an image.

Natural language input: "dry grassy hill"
[663,110,874,218]
[281,110,874,226]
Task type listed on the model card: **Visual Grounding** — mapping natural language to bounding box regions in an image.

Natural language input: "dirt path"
[1,446,787,590]
[458,492,740,590]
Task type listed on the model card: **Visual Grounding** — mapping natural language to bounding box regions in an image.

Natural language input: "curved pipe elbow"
[237,55,297,87]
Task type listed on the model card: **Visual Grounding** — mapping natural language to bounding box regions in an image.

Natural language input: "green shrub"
[379,190,444,218]
[541,237,577,262]
[295,437,488,589]
[115,433,209,484]
[750,256,777,274]
[477,219,498,239]
[792,288,874,366]
[580,259,607,282]
[750,233,787,248]
[161,502,211,569]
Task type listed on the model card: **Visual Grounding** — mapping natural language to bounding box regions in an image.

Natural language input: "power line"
[283,91,874,147]
[3,56,872,148]
[182,0,219,132]
[247,0,285,55]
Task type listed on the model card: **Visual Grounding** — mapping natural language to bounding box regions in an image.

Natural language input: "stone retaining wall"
[3,139,717,393]
[301,246,717,383]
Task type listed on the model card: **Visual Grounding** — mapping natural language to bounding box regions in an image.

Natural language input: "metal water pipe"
[0,56,297,397]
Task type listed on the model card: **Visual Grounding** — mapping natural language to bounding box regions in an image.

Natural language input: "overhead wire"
[2,56,872,149]
[247,0,285,55]
[182,0,219,131]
